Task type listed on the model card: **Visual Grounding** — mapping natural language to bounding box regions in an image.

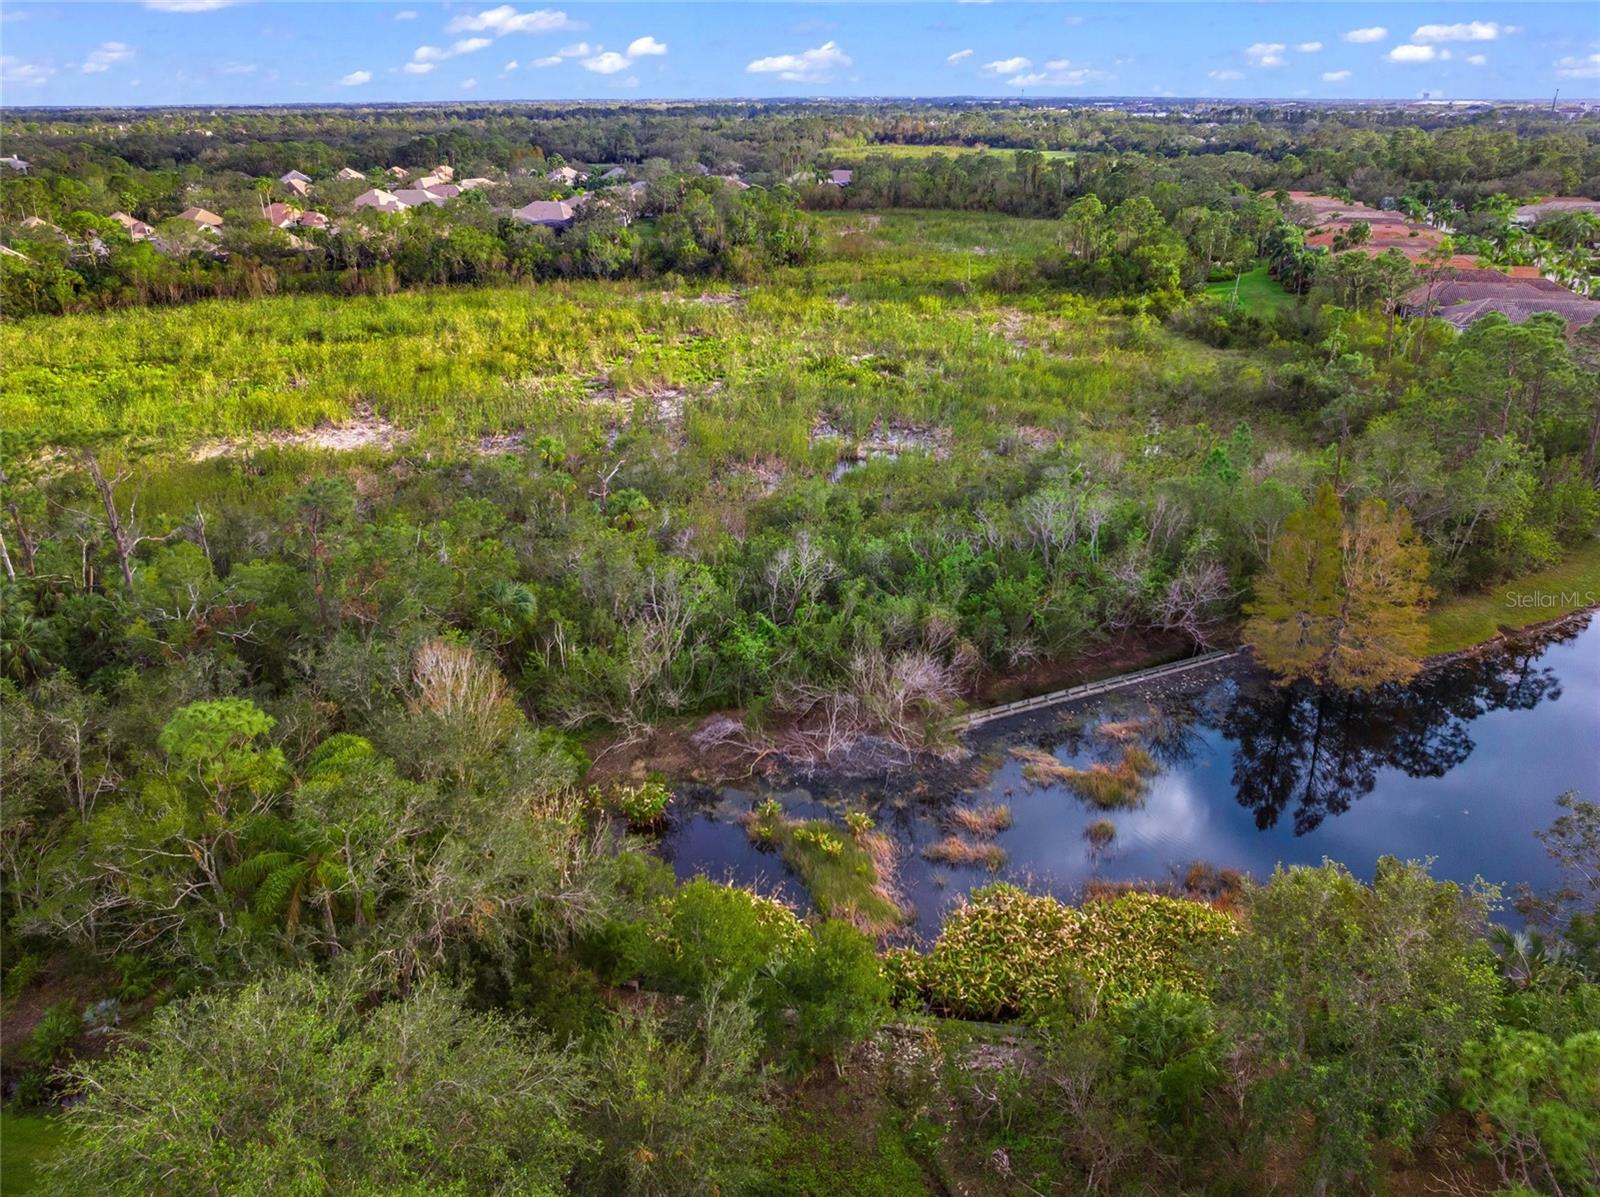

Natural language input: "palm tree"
[226,815,356,951]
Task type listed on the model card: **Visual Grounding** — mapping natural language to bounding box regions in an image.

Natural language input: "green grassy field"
[1,211,1249,478]
[1425,538,1600,654]
[0,1112,65,1196]
[1204,261,1295,317]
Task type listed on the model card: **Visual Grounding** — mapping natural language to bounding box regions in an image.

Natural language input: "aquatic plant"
[743,804,905,935]
[1013,744,1160,808]
[945,803,1013,837]
[1084,819,1117,848]
[923,835,1007,871]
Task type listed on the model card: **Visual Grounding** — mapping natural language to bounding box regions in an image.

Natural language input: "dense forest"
[1,98,1598,1195]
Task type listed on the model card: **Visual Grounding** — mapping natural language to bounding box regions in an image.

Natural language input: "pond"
[657,614,1600,935]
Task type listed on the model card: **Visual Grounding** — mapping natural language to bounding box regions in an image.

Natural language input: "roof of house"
[352,188,406,213]
[263,202,300,228]
[431,164,454,180]
[512,199,577,226]
[828,169,854,185]
[392,188,447,208]
[1515,197,1600,224]
[335,167,366,181]
[178,206,223,227]
[279,170,311,183]
[416,173,449,190]
[108,210,155,237]
[457,177,498,190]
[545,165,581,184]
[600,166,627,180]
[283,178,310,197]
[386,166,409,178]
[295,211,332,229]
[717,174,751,190]
[1401,271,1600,335]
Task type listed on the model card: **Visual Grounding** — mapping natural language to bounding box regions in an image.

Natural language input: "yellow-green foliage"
[746,804,905,935]
[891,884,1237,1021]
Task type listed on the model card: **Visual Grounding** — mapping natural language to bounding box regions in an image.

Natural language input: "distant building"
[827,169,853,186]
[599,166,627,181]
[1400,268,1600,336]
[352,188,406,214]
[279,169,311,184]
[263,202,300,229]
[457,177,498,190]
[1,156,30,172]
[386,166,409,180]
[716,174,751,191]
[108,210,155,240]
[177,206,224,230]
[284,177,310,198]
[335,167,366,182]
[545,164,582,186]
[431,164,454,181]
[1513,197,1600,227]
[392,188,447,208]
[295,211,332,230]
[512,199,578,228]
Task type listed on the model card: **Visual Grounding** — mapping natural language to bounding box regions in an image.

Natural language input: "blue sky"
[1,2,1596,106]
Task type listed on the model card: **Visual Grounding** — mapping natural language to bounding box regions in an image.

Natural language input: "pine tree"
[1245,486,1433,689]
[1243,485,1343,684]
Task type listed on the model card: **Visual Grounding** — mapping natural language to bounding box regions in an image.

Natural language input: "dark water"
[658,615,1600,934]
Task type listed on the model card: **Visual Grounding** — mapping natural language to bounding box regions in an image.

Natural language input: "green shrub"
[901,885,1236,1021]
[775,921,892,1067]
[26,1001,81,1068]
[641,877,805,996]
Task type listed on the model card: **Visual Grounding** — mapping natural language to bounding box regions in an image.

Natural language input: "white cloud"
[626,35,666,57]
[557,42,592,57]
[81,41,134,74]
[1208,69,1245,81]
[946,48,974,64]
[1387,44,1439,63]
[0,56,55,86]
[982,56,1032,74]
[1342,27,1388,44]
[1412,21,1516,43]
[218,61,257,75]
[1321,69,1352,81]
[504,60,518,71]
[1466,53,1487,66]
[582,51,631,74]
[412,38,490,65]
[745,40,852,83]
[143,0,237,10]
[1555,53,1600,79]
[339,69,373,85]
[460,78,477,90]
[447,6,581,35]
[1296,42,1323,53]
[402,62,434,75]
[532,55,562,67]
[1006,61,1111,88]
[1245,42,1287,67]
[393,9,417,19]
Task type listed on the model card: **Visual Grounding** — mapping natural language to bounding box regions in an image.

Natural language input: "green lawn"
[1204,262,1294,317]
[0,1111,66,1196]
[1425,539,1600,655]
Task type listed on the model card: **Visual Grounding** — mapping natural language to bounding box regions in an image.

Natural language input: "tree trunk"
[83,451,136,591]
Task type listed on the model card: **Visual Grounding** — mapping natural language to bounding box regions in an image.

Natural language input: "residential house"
[545,164,582,186]
[284,178,311,198]
[263,202,301,229]
[599,166,627,181]
[386,166,409,180]
[827,169,853,187]
[1513,197,1600,228]
[716,174,751,191]
[416,173,450,190]
[108,210,155,240]
[457,177,498,190]
[335,167,366,182]
[1399,268,1600,335]
[295,211,332,230]
[512,199,578,228]
[431,164,454,182]
[393,188,447,208]
[177,206,224,230]
[352,188,406,214]
[279,169,311,184]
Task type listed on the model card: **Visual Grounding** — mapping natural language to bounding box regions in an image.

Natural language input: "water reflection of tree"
[1224,621,1579,834]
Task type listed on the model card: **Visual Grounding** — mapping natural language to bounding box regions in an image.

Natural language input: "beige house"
[352,188,406,214]
[513,199,577,228]
[109,211,156,240]
[335,167,366,182]
[178,206,224,229]
[545,164,582,186]
[279,169,311,184]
